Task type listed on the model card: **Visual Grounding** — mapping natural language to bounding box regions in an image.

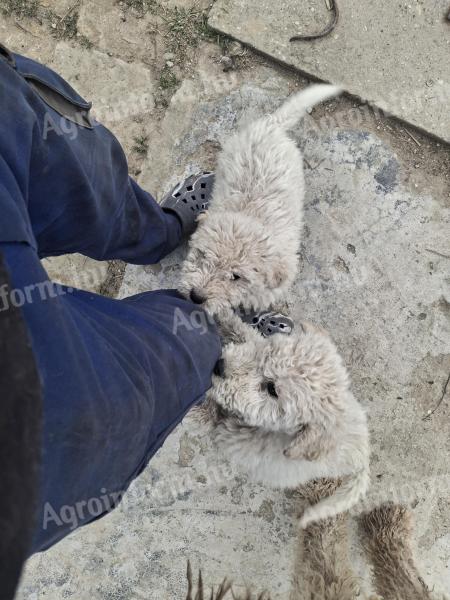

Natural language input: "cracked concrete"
[209,0,450,143]
[1,0,449,598]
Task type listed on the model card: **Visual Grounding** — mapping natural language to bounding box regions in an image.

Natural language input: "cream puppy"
[202,318,370,528]
[179,85,342,314]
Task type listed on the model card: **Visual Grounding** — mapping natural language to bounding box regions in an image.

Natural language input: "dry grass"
[0,0,39,18]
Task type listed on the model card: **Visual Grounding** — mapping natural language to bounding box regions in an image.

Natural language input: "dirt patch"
[98,260,127,298]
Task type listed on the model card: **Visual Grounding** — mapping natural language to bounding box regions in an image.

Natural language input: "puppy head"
[179,212,292,314]
[211,322,351,454]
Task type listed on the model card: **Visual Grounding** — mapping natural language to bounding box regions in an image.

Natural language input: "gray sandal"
[161,172,215,236]
[240,309,294,337]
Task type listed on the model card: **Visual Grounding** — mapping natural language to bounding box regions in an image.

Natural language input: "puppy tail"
[271,84,343,131]
[299,465,370,529]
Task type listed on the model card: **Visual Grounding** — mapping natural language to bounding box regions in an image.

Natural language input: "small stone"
[166,60,174,68]
[306,106,313,114]
[220,56,234,72]
[51,22,57,29]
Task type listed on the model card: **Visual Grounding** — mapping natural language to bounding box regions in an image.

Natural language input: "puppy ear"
[283,424,335,461]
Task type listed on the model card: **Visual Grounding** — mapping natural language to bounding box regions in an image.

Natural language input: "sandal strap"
[239,309,294,337]
[161,172,215,236]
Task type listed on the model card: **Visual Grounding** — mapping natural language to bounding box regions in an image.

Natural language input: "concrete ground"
[209,0,450,143]
[1,0,448,598]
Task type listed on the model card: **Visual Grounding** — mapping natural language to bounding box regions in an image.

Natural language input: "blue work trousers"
[0,46,221,553]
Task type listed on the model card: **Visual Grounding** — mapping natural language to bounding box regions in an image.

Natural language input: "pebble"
[220,56,234,72]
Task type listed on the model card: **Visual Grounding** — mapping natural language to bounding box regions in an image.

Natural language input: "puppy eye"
[267,381,278,398]
[232,273,241,281]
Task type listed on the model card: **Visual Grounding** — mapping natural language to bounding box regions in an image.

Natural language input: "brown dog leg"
[292,479,360,600]
[360,503,434,600]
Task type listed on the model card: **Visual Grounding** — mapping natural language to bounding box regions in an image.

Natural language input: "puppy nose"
[190,288,206,304]
[213,359,226,378]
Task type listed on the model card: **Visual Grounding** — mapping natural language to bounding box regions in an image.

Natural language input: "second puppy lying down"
[179,84,342,315]
[202,318,370,528]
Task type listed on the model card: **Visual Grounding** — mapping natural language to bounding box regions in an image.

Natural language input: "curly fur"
[186,561,270,599]
[360,504,448,600]
[184,481,363,600]
[183,494,448,600]
[202,318,370,528]
[179,85,342,315]
[290,479,361,600]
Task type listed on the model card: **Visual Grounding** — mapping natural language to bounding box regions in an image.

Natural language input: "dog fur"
[360,503,448,600]
[291,479,361,600]
[179,85,342,315]
[201,316,370,528]
[186,561,270,600]
[185,494,446,599]
[184,480,363,600]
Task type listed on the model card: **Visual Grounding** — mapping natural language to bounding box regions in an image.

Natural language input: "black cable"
[290,0,339,42]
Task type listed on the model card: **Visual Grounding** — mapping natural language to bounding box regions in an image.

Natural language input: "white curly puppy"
[203,318,370,528]
[179,85,342,314]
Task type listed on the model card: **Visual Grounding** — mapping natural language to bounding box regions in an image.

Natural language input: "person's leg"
[1,46,184,264]
[1,241,221,553]
[0,251,42,600]
[0,47,222,556]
